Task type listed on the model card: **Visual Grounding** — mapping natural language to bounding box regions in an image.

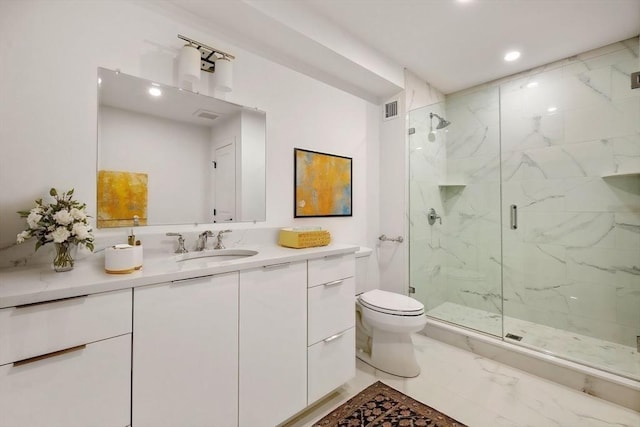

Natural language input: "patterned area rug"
[313,381,467,427]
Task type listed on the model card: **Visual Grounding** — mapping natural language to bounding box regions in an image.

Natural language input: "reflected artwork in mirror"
[97,68,266,228]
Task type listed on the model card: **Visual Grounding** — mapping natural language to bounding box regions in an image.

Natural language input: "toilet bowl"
[354,248,427,378]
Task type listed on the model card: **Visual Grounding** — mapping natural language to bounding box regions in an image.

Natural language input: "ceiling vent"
[384,100,398,120]
[194,109,220,120]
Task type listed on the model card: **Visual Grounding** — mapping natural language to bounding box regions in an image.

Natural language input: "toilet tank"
[355,247,375,295]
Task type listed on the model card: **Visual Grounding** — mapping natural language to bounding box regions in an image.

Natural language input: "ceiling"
[163,0,640,103]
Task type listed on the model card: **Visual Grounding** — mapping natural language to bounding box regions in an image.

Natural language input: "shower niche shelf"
[601,172,640,179]
[438,183,466,188]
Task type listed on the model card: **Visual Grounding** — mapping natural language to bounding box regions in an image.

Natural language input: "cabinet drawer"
[308,253,355,288]
[308,277,355,345]
[0,334,131,427]
[0,289,132,366]
[307,327,355,404]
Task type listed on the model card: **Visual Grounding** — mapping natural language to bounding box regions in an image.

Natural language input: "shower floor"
[426,302,640,381]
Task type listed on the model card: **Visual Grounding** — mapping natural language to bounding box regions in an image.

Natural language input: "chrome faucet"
[166,232,188,254]
[214,229,232,249]
[196,230,214,251]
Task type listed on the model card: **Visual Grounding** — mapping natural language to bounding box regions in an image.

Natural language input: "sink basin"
[176,249,258,263]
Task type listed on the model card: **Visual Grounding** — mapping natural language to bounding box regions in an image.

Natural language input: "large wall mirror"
[97,68,266,228]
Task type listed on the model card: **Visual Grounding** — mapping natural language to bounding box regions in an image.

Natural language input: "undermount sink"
[176,249,258,263]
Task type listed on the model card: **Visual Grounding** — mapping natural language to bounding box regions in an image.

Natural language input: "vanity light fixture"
[178,42,201,89]
[177,34,235,93]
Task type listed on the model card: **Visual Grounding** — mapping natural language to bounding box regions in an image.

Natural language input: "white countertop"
[0,243,358,309]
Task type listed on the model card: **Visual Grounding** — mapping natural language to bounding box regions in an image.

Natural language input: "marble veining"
[283,333,640,427]
[427,302,640,381]
[409,39,638,383]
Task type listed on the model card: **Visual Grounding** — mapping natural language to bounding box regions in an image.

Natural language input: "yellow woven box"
[278,228,331,249]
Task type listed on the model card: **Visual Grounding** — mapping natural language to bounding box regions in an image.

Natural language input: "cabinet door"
[132,272,239,427]
[0,334,131,427]
[239,261,307,427]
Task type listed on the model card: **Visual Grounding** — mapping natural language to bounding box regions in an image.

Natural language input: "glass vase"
[53,242,75,272]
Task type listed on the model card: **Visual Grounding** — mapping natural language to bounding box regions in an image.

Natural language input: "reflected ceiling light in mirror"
[526,81,538,88]
[148,87,162,97]
[504,50,521,62]
[547,106,558,113]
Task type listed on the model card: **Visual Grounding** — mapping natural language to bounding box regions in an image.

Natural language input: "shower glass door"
[499,42,640,380]
[408,85,503,338]
[410,38,639,381]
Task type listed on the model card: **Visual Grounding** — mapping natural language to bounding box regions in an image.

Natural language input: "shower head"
[430,112,451,129]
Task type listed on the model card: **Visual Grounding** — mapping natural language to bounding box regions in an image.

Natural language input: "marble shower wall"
[411,38,640,346]
[499,39,640,347]
[443,86,502,322]
[408,104,449,314]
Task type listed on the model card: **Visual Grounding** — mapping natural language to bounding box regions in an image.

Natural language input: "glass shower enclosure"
[409,38,640,381]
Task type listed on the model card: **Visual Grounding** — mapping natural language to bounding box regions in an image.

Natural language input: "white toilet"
[355,248,427,378]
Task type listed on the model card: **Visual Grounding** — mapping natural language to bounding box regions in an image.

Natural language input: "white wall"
[240,109,266,221]
[377,70,444,296]
[0,0,380,271]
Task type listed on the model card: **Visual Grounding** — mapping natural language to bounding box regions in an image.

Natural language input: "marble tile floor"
[282,333,640,427]
[427,302,640,381]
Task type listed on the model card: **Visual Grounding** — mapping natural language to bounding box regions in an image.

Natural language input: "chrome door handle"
[510,204,518,230]
[323,279,344,287]
[323,331,346,343]
[262,262,291,270]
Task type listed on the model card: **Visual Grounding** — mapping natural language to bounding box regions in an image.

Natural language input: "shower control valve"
[427,208,442,226]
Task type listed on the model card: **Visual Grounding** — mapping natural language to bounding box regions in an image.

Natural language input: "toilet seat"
[358,289,424,316]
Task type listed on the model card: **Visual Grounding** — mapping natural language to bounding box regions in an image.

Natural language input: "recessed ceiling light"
[526,81,538,88]
[148,87,162,97]
[504,51,521,62]
[547,106,557,113]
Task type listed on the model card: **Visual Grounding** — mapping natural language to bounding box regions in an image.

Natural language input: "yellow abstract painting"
[295,148,352,217]
[97,170,148,228]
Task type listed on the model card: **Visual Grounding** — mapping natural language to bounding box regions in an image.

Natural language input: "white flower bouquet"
[17,188,95,252]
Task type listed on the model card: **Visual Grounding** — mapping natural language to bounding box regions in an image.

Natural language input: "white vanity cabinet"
[307,253,356,404]
[0,244,359,427]
[132,272,239,427]
[239,260,308,427]
[0,289,132,427]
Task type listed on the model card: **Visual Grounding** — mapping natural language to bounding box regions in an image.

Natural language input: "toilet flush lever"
[427,208,442,226]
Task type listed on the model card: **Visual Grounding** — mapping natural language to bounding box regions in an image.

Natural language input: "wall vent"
[194,109,220,120]
[631,71,640,89]
[384,100,398,120]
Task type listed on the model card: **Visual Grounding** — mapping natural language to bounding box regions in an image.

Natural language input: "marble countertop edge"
[0,243,359,309]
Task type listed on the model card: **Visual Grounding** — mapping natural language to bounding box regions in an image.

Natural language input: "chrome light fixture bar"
[178,34,235,74]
